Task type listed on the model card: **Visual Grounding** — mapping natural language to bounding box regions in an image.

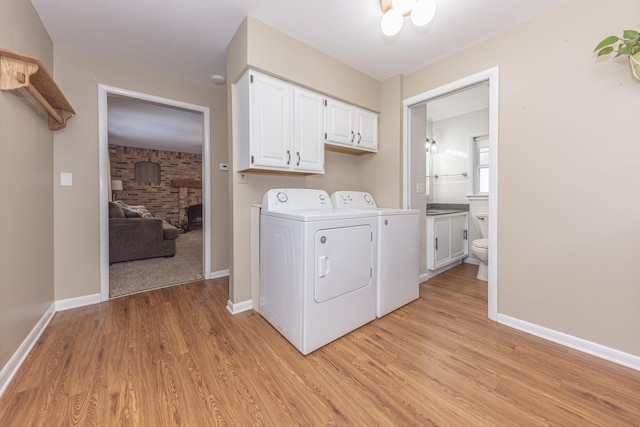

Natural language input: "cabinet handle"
[351,131,355,142]
[357,132,361,144]
[286,150,291,165]
[296,152,300,166]
[435,237,438,250]
[464,230,468,240]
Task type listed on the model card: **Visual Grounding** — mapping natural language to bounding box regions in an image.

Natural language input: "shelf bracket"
[0,48,75,130]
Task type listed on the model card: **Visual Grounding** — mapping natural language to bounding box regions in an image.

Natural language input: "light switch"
[60,172,73,187]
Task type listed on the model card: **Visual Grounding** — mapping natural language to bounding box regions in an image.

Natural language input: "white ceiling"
[31,0,566,152]
[107,94,204,154]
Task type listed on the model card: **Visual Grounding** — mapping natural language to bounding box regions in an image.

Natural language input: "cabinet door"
[325,98,354,147]
[433,217,451,268]
[450,214,468,259]
[356,109,378,152]
[251,73,292,169]
[294,88,325,173]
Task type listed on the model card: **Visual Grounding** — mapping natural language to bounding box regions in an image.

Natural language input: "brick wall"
[109,144,202,225]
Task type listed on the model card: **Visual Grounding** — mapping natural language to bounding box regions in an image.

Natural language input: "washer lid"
[472,238,489,249]
[373,208,420,216]
[262,208,377,221]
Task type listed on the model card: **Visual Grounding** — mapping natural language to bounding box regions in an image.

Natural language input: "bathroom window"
[473,136,489,195]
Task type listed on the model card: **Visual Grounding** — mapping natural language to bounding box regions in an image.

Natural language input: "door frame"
[98,84,212,301]
[402,66,499,320]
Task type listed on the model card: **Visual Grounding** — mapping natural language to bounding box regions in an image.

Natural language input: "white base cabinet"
[427,213,469,270]
[237,70,324,174]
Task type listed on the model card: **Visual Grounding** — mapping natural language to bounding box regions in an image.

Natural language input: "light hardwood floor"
[1,264,639,426]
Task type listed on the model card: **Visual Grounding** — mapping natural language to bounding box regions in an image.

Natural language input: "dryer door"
[314,224,372,303]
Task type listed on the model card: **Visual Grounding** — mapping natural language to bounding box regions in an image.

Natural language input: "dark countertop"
[426,203,469,216]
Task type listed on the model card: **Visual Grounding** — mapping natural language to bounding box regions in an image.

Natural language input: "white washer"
[331,191,420,318]
[260,188,377,355]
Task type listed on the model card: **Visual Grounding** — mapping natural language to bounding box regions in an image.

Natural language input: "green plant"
[594,30,640,57]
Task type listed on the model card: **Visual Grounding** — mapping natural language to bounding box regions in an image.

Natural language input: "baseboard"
[420,260,464,283]
[226,299,253,315]
[498,314,640,372]
[0,302,56,397]
[55,293,101,311]
[210,269,230,279]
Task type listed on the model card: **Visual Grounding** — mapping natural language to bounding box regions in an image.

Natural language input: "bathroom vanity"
[427,205,469,270]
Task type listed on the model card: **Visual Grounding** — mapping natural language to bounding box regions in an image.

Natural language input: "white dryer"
[260,188,377,355]
[331,191,420,318]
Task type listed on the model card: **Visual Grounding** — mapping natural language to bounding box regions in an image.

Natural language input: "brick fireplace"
[109,144,202,226]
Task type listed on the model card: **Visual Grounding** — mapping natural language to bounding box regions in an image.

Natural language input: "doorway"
[403,67,499,320]
[98,85,212,301]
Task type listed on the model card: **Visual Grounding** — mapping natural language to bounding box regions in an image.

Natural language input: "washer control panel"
[330,191,377,209]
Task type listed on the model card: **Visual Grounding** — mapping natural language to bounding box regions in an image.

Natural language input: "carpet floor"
[109,229,203,298]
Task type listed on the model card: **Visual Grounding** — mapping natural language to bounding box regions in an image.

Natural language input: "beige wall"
[226,17,382,303]
[404,0,640,356]
[359,75,405,208]
[52,46,229,300]
[0,0,55,370]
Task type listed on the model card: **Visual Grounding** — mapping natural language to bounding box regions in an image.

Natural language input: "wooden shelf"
[171,179,202,188]
[0,48,75,130]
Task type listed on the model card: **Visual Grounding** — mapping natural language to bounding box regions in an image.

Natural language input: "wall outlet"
[238,172,248,184]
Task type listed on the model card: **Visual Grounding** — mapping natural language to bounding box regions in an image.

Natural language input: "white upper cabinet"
[325,98,378,154]
[293,87,325,173]
[237,70,324,174]
[355,108,378,151]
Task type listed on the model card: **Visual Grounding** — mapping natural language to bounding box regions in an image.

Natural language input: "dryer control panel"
[262,188,331,211]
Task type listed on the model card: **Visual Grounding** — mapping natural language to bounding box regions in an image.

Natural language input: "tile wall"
[430,108,489,250]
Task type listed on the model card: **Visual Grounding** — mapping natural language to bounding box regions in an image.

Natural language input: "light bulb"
[381,9,403,36]
[411,0,436,27]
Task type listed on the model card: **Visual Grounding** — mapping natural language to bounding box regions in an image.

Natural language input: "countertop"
[426,209,468,216]
[426,203,469,216]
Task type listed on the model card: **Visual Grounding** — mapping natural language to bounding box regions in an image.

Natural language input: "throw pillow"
[123,207,142,218]
[108,202,125,218]
[127,204,154,218]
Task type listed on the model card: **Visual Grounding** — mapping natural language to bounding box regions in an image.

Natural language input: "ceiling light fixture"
[380,0,437,37]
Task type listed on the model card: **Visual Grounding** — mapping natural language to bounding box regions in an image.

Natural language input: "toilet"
[469,212,489,281]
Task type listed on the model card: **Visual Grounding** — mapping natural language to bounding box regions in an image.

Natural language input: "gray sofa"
[108,202,179,264]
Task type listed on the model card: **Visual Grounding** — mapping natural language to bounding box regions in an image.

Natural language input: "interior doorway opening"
[403,67,499,320]
[98,85,212,301]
